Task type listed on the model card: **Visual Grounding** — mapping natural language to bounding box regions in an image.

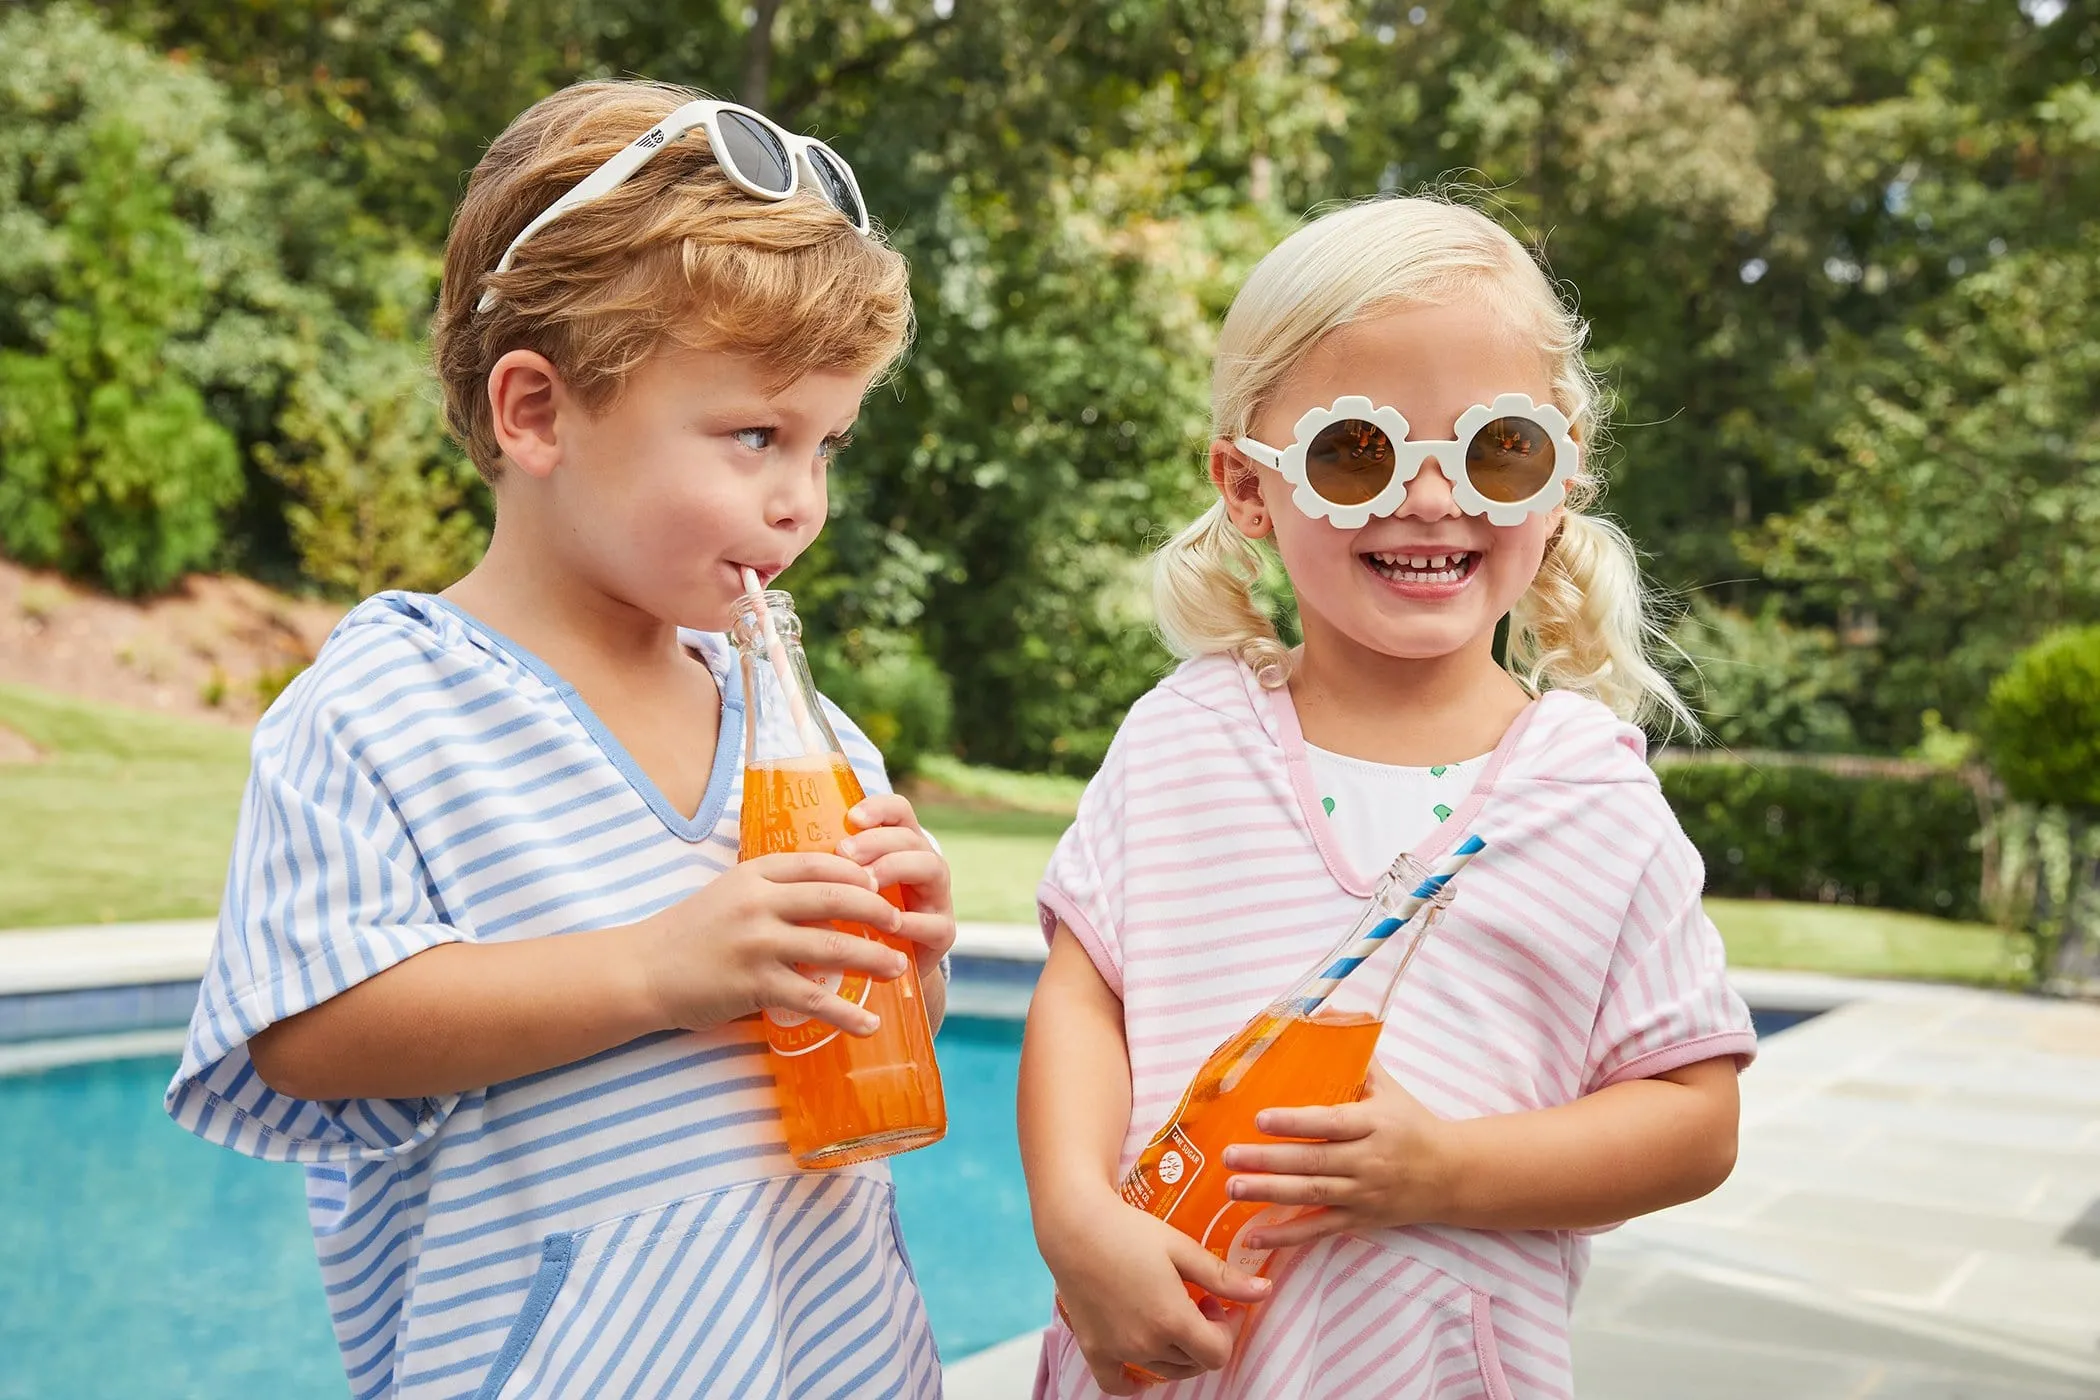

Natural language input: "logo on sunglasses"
[638,128,667,149]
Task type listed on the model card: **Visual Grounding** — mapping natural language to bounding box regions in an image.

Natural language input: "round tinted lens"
[807,145,864,227]
[1304,419,1397,507]
[716,111,793,193]
[1464,416,1557,503]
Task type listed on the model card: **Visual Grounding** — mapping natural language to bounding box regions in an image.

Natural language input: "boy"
[166,80,952,1399]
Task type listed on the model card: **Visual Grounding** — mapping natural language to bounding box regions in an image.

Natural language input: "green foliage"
[807,634,954,779]
[0,30,244,594]
[1659,757,1984,920]
[1673,600,1861,752]
[256,334,488,596]
[3,0,2092,772]
[1982,625,2100,812]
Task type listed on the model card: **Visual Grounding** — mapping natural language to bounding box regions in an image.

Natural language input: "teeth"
[1365,551,1473,585]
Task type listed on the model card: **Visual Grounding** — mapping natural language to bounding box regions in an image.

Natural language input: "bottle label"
[765,967,873,1056]
[1120,1126,1205,1222]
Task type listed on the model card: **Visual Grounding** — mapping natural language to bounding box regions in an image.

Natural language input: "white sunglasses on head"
[477,99,870,312]
[1234,393,1580,528]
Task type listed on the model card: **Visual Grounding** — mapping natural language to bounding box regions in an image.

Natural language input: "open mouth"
[1360,549,1482,587]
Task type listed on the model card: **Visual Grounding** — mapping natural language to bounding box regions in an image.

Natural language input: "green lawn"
[0,686,2033,989]
[0,684,249,928]
[1705,897,2025,987]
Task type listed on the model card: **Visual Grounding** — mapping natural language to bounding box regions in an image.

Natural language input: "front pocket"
[1230,1238,1518,1399]
[476,1173,938,1400]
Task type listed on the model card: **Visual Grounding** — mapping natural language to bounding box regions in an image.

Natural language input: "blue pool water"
[0,1018,1051,1399]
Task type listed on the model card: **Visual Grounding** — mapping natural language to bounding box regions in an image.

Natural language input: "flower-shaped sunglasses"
[1234,393,1579,528]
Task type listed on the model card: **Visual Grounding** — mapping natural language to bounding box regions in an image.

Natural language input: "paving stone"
[1622,1217,1972,1301]
[1597,1269,2093,1388]
[1572,1327,1875,1400]
[1751,1189,2064,1255]
[1862,1370,2100,1399]
[1944,1253,2100,1344]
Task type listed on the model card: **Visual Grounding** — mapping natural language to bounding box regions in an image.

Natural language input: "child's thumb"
[1169,1237,1272,1306]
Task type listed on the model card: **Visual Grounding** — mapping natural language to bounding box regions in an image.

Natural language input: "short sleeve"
[820,695,894,800]
[1036,730,1130,996]
[165,680,470,1164]
[1583,823,1758,1094]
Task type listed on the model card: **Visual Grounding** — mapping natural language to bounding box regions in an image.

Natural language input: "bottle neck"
[732,589,842,765]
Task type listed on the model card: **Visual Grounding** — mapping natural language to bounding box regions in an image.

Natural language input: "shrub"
[807,637,955,780]
[1982,624,2100,813]
[256,334,490,597]
[1658,755,1984,920]
[0,113,242,593]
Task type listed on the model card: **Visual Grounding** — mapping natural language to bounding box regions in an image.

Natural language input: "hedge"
[1657,753,1984,921]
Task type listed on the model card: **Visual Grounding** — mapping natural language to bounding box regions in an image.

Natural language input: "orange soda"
[731,589,946,1170]
[1074,839,1484,1383]
[1117,1007,1382,1292]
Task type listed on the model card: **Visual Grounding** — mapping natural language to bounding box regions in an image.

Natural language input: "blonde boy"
[167,80,951,1399]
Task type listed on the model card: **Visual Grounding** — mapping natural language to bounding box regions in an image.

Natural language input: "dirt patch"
[0,721,40,763]
[0,559,348,727]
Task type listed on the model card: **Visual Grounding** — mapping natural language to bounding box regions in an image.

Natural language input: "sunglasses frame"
[477,99,870,312]
[1233,392,1581,528]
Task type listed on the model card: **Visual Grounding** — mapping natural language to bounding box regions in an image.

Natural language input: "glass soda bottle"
[729,586,946,1169]
[1119,838,1484,1300]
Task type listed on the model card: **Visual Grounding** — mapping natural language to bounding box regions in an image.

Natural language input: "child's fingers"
[1166,1233,1273,1310]
[746,851,879,890]
[768,881,905,935]
[1222,1171,1356,1210]
[758,971,883,1036]
[860,850,951,899]
[771,925,910,982]
[1220,1139,1340,1176]
[846,792,922,833]
[1087,1359,1147,1395]
[1243,1207,1347,1252]
[1252,1101,1372,1141]
[834,825,928,863]
[894,911,957,957]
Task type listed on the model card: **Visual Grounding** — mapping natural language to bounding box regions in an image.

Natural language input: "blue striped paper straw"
[1285,834,1487,1016]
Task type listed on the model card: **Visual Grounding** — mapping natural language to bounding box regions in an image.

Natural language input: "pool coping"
[0,916,1944,1047]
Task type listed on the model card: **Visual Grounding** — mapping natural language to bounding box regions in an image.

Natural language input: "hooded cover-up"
[1035,655,1756,1400]
[167,592,941,1400]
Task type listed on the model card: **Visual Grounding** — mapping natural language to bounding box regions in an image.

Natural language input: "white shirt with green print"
[1303,743,1489,879]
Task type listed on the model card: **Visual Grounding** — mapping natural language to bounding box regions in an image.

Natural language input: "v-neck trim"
[417,594,743,845]
[1253,666,1542,897]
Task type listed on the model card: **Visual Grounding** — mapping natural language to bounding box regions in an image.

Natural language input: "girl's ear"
[1209,439,1273,539]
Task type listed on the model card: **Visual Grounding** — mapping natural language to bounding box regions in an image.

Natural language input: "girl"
[1019,196,1756,1400]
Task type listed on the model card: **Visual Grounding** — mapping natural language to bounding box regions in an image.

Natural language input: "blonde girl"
[1019,196,1755,1400]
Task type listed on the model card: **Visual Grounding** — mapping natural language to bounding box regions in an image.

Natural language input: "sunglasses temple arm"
[479,116,702,308]
[1233,438,1284,471]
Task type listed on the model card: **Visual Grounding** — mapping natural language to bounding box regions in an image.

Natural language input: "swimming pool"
[0,1018,1051,1399]
[0,1006,1809,1397]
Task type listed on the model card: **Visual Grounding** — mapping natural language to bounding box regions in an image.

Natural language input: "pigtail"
[1507,511,1696,735]
[1152,500,1293,689]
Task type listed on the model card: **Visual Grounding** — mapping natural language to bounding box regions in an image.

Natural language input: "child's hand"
[1043,1193,1271,1394]
[1220,1061,1455,1250]
[642,853,913,1036]
[838,793,957,980]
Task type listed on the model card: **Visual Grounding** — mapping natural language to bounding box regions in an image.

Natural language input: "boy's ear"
[487,349,567,480]
[1209,439,1273,540]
